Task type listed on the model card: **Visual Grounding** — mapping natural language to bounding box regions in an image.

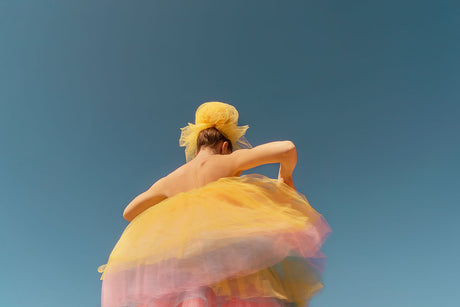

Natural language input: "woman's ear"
[221,141,230,154]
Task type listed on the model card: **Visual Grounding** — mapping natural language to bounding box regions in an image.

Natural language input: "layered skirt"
[99,175,331,307]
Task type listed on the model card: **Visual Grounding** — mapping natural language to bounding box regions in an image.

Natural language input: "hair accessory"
[179,101,251,162]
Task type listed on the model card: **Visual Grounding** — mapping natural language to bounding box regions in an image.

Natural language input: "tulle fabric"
[179,102,252,162]
[99,175,331,307]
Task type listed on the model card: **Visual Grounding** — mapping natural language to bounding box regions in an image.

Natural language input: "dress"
[99,174,331,307]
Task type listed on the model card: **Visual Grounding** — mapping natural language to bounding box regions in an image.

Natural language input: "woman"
[99,102,331,307]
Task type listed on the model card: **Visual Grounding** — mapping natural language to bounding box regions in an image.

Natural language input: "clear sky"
[1,1,459,306]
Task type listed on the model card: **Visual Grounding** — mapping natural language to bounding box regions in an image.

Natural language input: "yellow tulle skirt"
[99,174,331,307]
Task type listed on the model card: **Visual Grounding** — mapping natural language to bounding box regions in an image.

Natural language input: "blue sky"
[0,1,459,306]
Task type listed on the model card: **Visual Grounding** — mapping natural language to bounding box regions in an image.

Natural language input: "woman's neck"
[195,147,218,159]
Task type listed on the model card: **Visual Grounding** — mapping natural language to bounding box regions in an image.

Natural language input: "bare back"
[160,154,237,198]
[123,141,296,221]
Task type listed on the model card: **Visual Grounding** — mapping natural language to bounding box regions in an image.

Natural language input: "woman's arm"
[228,141,297,188]
[123,179,167,222]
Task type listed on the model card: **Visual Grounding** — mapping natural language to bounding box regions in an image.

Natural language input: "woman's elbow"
[280,141,297,162]
[123,209,133,222]
[123,201,138,222]
[280,141,296,156]
[283,141,296,152]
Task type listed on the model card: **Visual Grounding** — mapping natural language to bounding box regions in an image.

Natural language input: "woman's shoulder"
[157,163,193,196]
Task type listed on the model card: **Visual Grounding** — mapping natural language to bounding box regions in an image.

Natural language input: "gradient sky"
[1,1,459,306]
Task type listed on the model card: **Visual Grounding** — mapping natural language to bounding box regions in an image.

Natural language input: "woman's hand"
[278,165,296,189]
[277,141,297,189]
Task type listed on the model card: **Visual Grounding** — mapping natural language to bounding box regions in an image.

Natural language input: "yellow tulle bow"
[179,101,252,162]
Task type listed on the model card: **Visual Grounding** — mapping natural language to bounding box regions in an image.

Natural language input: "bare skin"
[123,141,297,222]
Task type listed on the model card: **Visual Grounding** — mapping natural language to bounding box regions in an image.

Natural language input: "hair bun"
[179,101,251,162]
[195,102,239,127]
